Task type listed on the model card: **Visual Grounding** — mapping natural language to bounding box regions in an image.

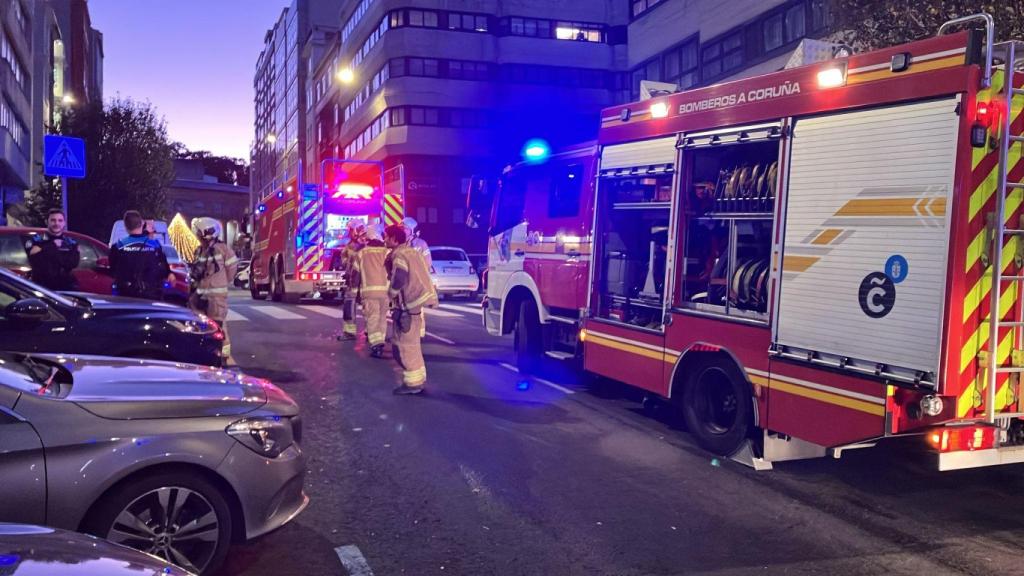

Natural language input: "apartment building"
[0,0,32,224]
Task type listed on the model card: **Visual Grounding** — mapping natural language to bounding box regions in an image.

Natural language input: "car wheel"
[679,357,753,456]
[84,471,233,575]
[515,299,543,374]
[250,275,266,301]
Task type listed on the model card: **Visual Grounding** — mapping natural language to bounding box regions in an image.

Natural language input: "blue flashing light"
[258,204,267,213]
[0,555,19,566]
[522,138,551,164]
[516,380,531,391]
[276,190,284,199]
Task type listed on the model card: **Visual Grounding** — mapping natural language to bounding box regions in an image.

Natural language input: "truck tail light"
[298,272,321,281]
[975,100,995,128]
[927,425,996,453]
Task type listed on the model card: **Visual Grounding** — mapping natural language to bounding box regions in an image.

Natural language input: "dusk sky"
[89,0,290,161]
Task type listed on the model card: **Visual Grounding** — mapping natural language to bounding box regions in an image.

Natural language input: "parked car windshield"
[0,267,77,308]
[431,249,467,262]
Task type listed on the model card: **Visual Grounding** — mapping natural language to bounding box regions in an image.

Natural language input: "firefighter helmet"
[192,217,222,240]
[402,217,418,232]
[365,223,382,242]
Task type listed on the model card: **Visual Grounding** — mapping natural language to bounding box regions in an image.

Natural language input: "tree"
[23,98,177,240]
[174,147,250,187]
[831,1,1024,50]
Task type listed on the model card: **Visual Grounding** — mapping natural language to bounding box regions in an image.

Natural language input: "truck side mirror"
[465,176,493,229]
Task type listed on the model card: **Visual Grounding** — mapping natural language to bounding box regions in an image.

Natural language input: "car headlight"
[168,316,219,335]
[226,416,294,458]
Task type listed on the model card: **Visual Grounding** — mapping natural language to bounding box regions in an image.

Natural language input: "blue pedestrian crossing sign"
[44,135,86,179]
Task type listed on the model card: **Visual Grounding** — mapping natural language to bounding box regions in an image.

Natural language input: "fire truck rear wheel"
[680,357,752,457]
[249,277,266,300]
[270,261,284,302]
[515,299,543,374]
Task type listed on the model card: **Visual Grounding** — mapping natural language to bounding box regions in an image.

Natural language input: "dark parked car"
[0,267,224,366]
[0,523,193,575]
[0,227,189,304]
[0,352,306,574]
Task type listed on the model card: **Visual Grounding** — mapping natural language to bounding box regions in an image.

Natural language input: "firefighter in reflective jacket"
[339,220,366,340]
[385,224,437,395]
[190,218,239,365]
[353,224,389,357]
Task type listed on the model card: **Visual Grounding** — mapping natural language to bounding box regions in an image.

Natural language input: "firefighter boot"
[371,344,385,358]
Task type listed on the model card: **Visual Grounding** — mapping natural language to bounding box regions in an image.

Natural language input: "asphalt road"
[217,289,1024,576]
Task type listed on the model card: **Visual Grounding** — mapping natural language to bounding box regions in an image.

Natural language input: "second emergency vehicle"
[250,159,404,302]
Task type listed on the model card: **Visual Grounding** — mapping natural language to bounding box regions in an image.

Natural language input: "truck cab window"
[680,135,779,320]
[596,173,673,328]
[549,164,582,218]
[493,175,526,234]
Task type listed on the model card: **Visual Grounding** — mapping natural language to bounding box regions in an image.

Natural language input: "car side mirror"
[95,256,110,271]
[6,298,49,323]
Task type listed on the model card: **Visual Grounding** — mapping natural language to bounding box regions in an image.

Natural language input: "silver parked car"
[0,523,193,575]
[0,352,307,575]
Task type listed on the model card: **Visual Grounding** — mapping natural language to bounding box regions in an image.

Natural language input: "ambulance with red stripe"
[478,14,1024,469]
[251,159,404,302]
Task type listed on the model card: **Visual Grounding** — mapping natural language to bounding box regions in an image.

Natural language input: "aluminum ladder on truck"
[986,37,1024,425]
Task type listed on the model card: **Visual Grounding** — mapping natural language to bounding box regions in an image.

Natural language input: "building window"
[663,37,699,89]
[448,60,490,81]
[448,12,488,32]
[505,17,605,42]
[0,98,25,150]
[763,3,806,53]
[407,57,440,77]
[0,30,27,92]
[554,21,603,42]
[702,31,743,80]
[631,0,664,18]
[342,0,377,45]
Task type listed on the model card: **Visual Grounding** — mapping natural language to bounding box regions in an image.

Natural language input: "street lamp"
[61,93,76,106]
[336,66,354,84]
[265,133,277,144]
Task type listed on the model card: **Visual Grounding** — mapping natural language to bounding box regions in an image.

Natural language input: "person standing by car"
[385,224,437,395]
[109,210,169,300]
[353,224,389,357]
[25,208,80,291]
[190,217,239,365]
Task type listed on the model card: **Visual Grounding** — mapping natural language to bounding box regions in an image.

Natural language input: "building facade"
[305,0,630,250]
[261,0,835,250]
[251,0,345,213]
[0,0,33,224]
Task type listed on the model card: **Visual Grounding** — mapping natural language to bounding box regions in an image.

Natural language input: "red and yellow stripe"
[958,69,1024,418]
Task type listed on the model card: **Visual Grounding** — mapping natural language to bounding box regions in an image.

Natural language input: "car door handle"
[514,250,525,257]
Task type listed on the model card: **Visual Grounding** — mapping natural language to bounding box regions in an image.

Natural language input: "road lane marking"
[299,305,345,318]
[498,363,575,394]
[225,310,249,322]
[335,545,374,576]
[425,308,462,318]
[247,305,306,320]
[425,331,455,345]
[438,303,483,316]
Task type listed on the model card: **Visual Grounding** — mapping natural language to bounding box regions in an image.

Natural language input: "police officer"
[190,217,239,365]
[109,210,169,300]
[25,208,80,291]
[386,224,437,395]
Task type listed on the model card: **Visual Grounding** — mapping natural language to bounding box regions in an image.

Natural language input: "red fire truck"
[474,14,1024,470]
[251,159,404,302]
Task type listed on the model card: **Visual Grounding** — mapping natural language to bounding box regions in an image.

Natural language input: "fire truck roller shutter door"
[775,97,959,384]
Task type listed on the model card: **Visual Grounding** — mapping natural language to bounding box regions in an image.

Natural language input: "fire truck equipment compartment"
[775,97,960,384]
